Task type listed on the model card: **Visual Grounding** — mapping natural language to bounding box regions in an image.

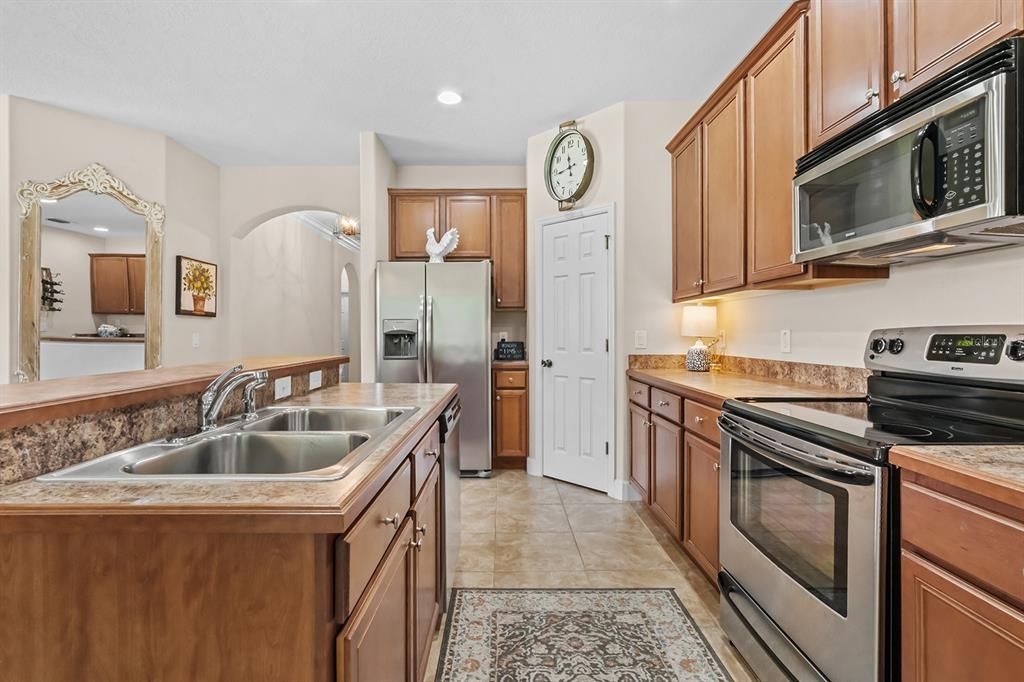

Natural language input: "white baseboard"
[609,478,642,501]
[526,456,543,477]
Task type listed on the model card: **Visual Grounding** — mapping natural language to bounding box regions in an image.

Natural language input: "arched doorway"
[340,262,360,381]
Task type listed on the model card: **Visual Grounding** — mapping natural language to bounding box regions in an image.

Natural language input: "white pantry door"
[540,211,611,492]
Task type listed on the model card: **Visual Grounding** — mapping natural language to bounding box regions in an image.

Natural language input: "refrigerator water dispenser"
[382,320,418,359]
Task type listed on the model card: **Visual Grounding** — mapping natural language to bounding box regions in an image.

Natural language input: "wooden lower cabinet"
[338,520,416,682]
[493,367,528,468]
[413,466,443,682]
[650,415,683,538]
[682,432,720,582]
[901,550,1024,682]
[629,403,651,502]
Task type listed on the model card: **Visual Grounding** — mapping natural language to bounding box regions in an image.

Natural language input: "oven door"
[719,413,885,682]
[793,74,1006,263]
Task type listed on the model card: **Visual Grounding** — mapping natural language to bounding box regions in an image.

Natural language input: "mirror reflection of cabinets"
[16,163,164,382]
[90,254,146,314]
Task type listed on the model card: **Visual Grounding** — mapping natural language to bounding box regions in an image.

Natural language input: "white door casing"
[538,206,613,492]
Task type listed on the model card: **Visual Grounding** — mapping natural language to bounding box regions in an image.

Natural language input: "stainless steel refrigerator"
[376,260,492,473]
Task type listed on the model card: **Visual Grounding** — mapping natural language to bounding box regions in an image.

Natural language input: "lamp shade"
[681,304,718,338]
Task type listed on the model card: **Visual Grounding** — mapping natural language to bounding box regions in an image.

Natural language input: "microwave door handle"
[911,121,944,218]
[719,417,875,486]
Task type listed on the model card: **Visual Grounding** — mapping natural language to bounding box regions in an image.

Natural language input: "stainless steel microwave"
[793,39,1024,265]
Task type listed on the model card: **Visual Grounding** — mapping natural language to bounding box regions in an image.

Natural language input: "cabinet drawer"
[413,422,441,496]
[628,380,650,408]
[337,458,413,619]
[901,481,1024,603]
[651,388,683,423]
[684,400,722,446]
[495,369,527,389]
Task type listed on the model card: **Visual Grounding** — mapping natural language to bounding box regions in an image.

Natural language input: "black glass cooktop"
[735,398,1024,448]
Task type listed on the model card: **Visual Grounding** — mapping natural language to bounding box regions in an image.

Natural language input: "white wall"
[358,132,396,381]
[526,101,694,489]
[0,96,10,381]
[39,227,107,336]
[394,165,526,189]
[720,247,1024,367]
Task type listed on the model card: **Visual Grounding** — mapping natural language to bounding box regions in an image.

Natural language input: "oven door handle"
[719,416,876,486]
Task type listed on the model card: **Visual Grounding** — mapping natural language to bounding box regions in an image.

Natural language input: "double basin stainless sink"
[39,406,418,482]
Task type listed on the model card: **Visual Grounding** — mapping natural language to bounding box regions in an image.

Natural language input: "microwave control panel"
[926,334,1005,365]
[938,100,986,214]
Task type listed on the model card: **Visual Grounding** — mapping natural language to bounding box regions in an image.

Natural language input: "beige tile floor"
[423,469,755,681]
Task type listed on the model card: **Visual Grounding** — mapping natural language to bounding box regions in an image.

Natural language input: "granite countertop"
[0,382,456,533]
[890,444,1024,510]
[627,368,858,406]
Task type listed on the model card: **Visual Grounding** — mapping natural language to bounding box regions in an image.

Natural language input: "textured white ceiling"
[42,192,146,238]
[0,0,789,165]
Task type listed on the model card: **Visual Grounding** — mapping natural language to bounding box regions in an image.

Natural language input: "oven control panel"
[865,325,1024,384]
[926,334,1005,364]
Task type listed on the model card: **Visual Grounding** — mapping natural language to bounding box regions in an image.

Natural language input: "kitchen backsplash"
[628,354,869,394]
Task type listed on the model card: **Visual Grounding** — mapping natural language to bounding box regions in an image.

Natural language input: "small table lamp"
[681,304,718,372]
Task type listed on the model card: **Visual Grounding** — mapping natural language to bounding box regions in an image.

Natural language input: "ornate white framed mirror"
[16,163,165,381]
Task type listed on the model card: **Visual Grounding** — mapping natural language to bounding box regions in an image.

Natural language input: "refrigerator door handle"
[426,295,435,383]
[417,295,426,383]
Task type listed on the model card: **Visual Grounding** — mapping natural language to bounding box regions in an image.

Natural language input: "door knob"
[541,359,553,368]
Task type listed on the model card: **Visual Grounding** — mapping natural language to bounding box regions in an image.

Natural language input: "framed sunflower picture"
[175,255,218,317]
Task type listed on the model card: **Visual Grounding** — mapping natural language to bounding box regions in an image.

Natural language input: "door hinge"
[604,235,610,250]
[605,441,609,455]
[605,338,609,352]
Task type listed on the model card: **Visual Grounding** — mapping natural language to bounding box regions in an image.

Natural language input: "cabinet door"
[413,467,442,682]
[126,255,146,314]
[492,193,526,309]
[808,0,885,147]
[683,432,720,583]
[650,415,682,538]
[494,388,528,458]
[392,194,442,260]
[629,403,651,503]
[747,16,807,284]
[337,520,415,682]
[90,255,130,314]
[445,195,491,258]
[672,129,703,301]
[890,0,1024,99]
[702,82,746,294]
[901,550,1024,682]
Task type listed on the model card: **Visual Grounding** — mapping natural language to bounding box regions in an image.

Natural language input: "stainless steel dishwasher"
[438,398,462,609]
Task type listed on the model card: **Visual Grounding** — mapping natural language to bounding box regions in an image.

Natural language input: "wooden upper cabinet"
[747,14,807,283]
[90,254,145,315]
[672,130,703,301]
[492,193,526,309]
[445,195,491,258]
[702,82,746,294]
[392,193,442,260]
[682,432,721,583]
[890,0,1024,99]
[808,0,885,147]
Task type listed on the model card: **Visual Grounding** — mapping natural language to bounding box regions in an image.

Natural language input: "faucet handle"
[242,370,270,417]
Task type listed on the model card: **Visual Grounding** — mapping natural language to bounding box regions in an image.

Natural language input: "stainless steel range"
[718,325,1024,682]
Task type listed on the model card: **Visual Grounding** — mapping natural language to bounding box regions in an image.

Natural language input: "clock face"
[546,130,593,202]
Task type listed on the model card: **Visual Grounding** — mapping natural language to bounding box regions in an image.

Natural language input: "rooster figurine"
[425,227,460,263]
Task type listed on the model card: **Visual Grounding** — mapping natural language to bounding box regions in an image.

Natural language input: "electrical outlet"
[191,332,200,348]
[274,376,292,400]
[309,370,323,390]
[718,331,727,350]
[499,331,509,342]
[634,330,648,349]
[780,329,792,353]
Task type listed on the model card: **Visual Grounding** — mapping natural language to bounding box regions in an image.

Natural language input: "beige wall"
[358,132,396,381]
[0,96,10,381]
[39,227,106,337]
[394,165,526,189]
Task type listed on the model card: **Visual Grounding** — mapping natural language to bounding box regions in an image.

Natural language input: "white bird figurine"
[425,227,460,263]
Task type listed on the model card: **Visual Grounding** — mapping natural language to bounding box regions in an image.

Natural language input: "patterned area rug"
[436,588,733,682]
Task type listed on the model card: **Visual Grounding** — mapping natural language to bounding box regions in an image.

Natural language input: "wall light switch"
[634,330,648,349]
[191,332,200,348]
[274,376,292,400]
[309,370,323,390]
[780,329,792,354]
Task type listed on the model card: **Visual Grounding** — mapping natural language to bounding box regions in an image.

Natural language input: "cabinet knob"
[694,415,705,425]
[382,512,401,527]
[657,400,670,407]
[890,70,905,87]
[411,537,423,550]
[417,523,428,536]
[713,462,721,471]
[496,296,502,303]
[427,449,439,459]
[865,88,878,101]
[495,395,501,401]
[507,376,514,383]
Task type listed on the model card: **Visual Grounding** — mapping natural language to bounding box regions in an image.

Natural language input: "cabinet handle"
[865,88,878,101]
[411,537,423,550]
[495,395,501,401]
[427,449,439,459]
[632,390,642,396]
[713,462,721,471]
[382,513,401,527]
[890,70,905,88]
[657,400,670,407]
[417,523,428,537]
[694,415,705,425]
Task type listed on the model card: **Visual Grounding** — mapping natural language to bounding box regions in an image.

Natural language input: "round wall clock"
[544,120,595,211]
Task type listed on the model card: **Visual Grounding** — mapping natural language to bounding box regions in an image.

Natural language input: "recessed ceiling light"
[93,226,109,233]
[437,90,462,105]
